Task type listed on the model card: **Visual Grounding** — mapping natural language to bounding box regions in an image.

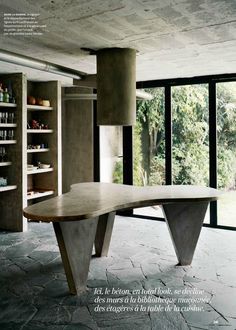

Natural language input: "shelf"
[27,148,49,153]
[27,190,54,200]
[27,129,53,133]
[0,76,61,232]
[0,161,12,166]
[0,102,17,108]
[27,168,53,175]
[0,185,17,192]
[27,105,53,111]
[0,140,17,144]
[0,123,17,128]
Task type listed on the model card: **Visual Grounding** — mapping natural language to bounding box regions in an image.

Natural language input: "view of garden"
[111,82,236,226]
[132,83,236,226]
[217,82,236,226]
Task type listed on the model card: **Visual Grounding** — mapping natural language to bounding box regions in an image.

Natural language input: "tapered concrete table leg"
[162,202,208,266]
[53,217,98,295]
[94,212,115,257]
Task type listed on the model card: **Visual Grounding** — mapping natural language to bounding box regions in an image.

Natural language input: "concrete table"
[23,182,220,295]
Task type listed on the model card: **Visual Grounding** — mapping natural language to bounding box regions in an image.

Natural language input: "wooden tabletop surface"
[23,182,221,222]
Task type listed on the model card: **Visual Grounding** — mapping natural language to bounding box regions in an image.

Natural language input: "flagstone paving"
[0,216,235,329]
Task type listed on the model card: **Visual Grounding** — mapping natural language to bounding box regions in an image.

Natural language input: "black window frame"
[121,73,236,231]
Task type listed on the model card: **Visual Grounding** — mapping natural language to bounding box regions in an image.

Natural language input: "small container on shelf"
[0,130,14,140]
[0,112,8,123]
[8,113,15,123]
[0,177,7,187]
[3,88,9,103]
[27,164,38,171]
[0,146,7,161]
[41,100,50,107]
[27,119,49,130]
[37,98,49,106]
[27,96,36,105]
[27,96,51,107]
[0,130,7,140]
[0,81,16,104]
[27,143,49,152]
[7,130,14,140]
[39,163,51,169]
[0,83,3,102]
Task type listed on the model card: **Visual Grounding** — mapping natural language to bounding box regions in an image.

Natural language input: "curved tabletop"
[23,182,221,222]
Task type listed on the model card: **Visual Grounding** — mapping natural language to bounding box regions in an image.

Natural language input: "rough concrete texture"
[0,216,236,329]
[0,0,236,81]
[97,48,136,125]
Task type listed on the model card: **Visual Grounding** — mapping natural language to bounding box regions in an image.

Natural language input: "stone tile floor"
[0,216,236,330]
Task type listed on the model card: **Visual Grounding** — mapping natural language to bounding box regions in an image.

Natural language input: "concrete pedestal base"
[53,218,98,294]
[53,203,208,294]
[95,212,116,257]
[162,202,208,265]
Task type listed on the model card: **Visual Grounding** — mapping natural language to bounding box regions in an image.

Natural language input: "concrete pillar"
[97,48,136,126]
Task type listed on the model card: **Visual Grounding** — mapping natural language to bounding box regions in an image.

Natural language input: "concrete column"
[62,87,94,193]
[97,48,136,126]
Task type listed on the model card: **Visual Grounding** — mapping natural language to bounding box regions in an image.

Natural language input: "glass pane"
[217,82,236,227]
[100,126,123,183]
[172,84,210,223]
[133,88,165,217]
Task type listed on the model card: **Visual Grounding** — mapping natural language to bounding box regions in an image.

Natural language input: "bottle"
[7,81,13,103]
[3,88,9,103]
[0,84,3,102]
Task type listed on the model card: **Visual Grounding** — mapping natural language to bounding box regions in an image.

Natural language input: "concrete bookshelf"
[26,81,62,210]
[0,73,27,231]
[0,75,62,232]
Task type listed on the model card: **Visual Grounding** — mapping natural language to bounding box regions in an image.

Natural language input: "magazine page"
[0,1,236,329]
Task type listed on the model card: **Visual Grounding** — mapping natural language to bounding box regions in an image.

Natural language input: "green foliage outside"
[135,88,165,186]
[171,84,209,185]
[133,83,236,190]
[112,124,143,185]
[112,158,123,184]
[217,83,236,189]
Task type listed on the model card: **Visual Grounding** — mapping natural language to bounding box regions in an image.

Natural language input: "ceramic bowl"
[39,163,50,169]
[42,100,50,107]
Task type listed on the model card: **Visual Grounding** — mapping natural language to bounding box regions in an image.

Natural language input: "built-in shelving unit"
[0,140,17,144]
[27,129,53,133]
[0,102,17,108]
[0,73,26,232]
[27,189,54,200]
[0,74,61,232]
[27,148,49,153]
[27,104,53,111]
[0,161,12,166]
[0,185,17,192]
[0,123,17,128]
[0,93,18,196]
[26,80,61,214]
[27,168,53,175]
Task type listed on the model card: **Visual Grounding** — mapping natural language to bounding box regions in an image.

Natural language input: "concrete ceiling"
[0,0,236,83]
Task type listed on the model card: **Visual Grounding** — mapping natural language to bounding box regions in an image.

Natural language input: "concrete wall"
[62,87,94,193]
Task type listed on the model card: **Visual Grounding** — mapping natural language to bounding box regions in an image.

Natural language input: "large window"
[127,75,236,229]
[217,82,236,227]
[133,88,165,217]
[172,85,210,223]
[172,85,209,186]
